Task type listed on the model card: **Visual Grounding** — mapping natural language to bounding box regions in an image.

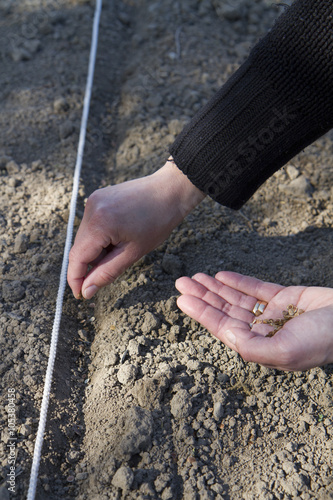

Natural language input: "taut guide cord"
[27,1,102,498]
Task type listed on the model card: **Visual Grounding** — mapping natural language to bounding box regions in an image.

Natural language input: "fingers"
[80,242,141,299]
[176,271,333,371]
[175,272,275,344]
[176,290,302,370]
[176,272,284,314]
[67,223,111,299]
[177,273,258,311]
[175,276,230,310]
[176,292,254,349]
[67,188,117,298]
[214,271,284,302]
[68,238,108,299]
[69,241,141,300]
[175,271,295,369]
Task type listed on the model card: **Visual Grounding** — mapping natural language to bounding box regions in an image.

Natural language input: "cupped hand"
[67,161,205,299]
[176,271,333,371]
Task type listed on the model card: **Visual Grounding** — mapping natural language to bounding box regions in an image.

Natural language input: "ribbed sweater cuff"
[169,0,333,209]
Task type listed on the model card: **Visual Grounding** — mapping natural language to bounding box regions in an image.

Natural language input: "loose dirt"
[1,1,333,499]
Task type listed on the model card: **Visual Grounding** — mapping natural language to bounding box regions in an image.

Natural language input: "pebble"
[5,160,19,175]
[132,375,169,410]
[67,450,81,464]
[280,473,308,496]
[31,160,43,171]
[14,233,28,254]
[2,281,26,302]
[29,229,41,243]
[115,406,154,459]
[187,359,201,371]
[53,97,69,114]
[11,47,32,62]
[141,311,160,334]
[155,473,171,493]
[213,402,224,420]
[211,483,224,494]
[217,373,229,384]
[212,1,243,21]
[59,120,75,139]
[168,119,184,136]
[112,466,134,492]
[19,423,31,438]
[246,395,257,407]
[170,389,193,419]
[7,177,18,188]
[104,352,119,367]
[117,363,137,385]
[76,472,88,481]
[279,175,313,197]
[286,164,300,180]
[118,11,131,26]
[23,39,41,54]
[128,339,141,356]
[162,253,184,277]
[282,461,297,475]
[161,486,174,500]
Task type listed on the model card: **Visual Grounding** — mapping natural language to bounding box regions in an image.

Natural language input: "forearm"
[170,0,333,209]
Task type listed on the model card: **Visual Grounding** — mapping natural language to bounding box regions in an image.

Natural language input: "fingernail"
[83,285,99,300]
[225,330,236,347]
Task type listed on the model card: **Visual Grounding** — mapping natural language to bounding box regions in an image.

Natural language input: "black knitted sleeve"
[169,0,333,209]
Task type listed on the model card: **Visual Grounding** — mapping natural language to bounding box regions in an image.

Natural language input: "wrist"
[152,158,206,220]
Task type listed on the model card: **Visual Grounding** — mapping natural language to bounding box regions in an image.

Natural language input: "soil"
[1,0,333,499]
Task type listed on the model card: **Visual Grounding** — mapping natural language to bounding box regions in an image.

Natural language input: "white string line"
[27,1,102,498]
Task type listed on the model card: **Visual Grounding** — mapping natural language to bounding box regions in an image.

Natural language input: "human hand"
[67,160,205,299]
[175,271,333,371]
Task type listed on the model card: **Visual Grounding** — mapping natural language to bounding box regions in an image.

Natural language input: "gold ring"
[252,300,268,317]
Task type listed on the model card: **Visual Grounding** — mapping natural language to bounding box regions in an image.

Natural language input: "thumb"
[81,243,140,299]
[224,327,287,368]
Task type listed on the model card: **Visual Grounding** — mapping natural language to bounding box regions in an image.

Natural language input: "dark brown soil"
[1,1,333,499]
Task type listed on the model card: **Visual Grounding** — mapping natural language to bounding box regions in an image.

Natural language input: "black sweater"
[169,0,333,209]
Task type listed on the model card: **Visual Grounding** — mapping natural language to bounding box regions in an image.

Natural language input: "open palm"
[176,271,333,371]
